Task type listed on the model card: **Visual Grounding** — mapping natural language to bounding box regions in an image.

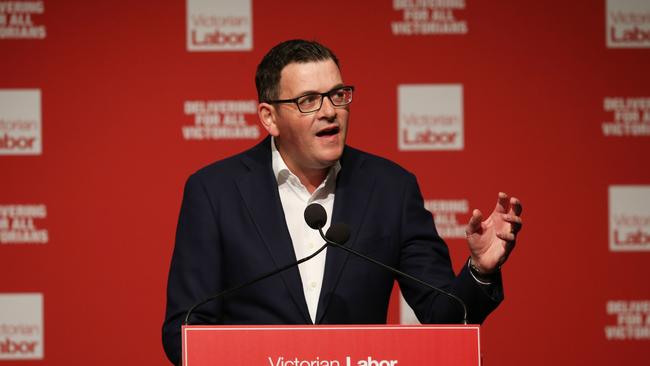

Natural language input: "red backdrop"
[1,0,649,365]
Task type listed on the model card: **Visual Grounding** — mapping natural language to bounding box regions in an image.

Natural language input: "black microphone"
[183,205,349,325]
[325,223,351,245]
[304,203,469,324]
[304,203,327,230]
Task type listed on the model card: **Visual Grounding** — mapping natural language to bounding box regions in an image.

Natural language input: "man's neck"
[273,137,333,194]
[282,158,329,194]
[298,169,329,194]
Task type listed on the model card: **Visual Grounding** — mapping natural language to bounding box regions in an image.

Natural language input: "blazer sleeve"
[162,173,224,365]
[396,172,503,324]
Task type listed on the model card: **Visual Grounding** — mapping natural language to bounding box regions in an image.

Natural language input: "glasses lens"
[296,94,322,112]
[329,87,353,106]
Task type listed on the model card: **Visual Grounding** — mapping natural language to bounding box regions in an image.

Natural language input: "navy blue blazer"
[163,136,503,364]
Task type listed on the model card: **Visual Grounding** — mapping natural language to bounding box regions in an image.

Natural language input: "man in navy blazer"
[163,40,523,365]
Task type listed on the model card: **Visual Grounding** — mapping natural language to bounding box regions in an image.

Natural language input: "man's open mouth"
[316,126,340,137]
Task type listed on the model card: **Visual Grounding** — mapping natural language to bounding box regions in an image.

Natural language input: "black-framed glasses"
[264,86,354,113]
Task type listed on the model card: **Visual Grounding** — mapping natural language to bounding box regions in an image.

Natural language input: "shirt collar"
[271,136,341,187]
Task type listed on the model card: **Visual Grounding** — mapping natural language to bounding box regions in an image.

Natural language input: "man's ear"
[258,103,279,136]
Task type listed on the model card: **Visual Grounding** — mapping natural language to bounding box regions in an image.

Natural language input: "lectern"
[182,324,480,365]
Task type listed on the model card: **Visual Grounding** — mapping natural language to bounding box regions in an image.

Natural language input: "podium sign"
[182,325,480,366]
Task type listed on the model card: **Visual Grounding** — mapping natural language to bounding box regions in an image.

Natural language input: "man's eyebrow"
[295,83,346,97]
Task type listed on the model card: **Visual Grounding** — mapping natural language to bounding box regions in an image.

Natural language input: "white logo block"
[187,0,253,52]
[609,185,650,251]
[607,0,650,48]
[0,293,44,360]
[0,89,41,155]
[398,84,464,151]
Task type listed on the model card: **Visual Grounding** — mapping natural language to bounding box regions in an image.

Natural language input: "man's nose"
[317,95,337,120]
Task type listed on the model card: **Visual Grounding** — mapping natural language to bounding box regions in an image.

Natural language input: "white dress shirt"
[271,137,340,323]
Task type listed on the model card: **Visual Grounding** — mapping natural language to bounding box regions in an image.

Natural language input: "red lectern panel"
[182,325,480,366]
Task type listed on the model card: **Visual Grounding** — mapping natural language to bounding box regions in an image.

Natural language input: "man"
[162,39,522,365]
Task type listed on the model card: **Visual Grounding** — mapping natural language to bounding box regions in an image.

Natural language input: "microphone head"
[326,223,351,245]
[304,203,327,230]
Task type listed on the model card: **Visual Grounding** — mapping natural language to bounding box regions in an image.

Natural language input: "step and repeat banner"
[1,0,648,365]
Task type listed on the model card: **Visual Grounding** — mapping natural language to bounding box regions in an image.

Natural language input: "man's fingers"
[503,240,516,261]
[501,214,522,225]
[502,214,523,234]
[465,209,483,236]
[509,197,523,216]
[494,192,509,214]
[496,231,516,242]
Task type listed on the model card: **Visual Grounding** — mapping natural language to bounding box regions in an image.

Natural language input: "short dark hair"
[255,39,340,102]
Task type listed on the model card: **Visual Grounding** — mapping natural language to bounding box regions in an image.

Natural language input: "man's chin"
[315,150,344,168]
[312,134,345,165]
[324,144,345,158]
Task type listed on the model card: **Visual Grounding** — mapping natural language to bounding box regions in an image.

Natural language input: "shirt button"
[310,281,317,288]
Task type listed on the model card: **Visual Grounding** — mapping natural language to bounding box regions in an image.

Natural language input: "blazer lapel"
[315,147,376,323]
[235,137,312,323]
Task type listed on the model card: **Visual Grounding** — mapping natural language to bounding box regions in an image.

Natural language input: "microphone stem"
[318,228,468,324]
[184,243,329,325]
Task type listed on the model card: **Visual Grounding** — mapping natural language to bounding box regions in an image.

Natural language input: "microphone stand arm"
[318,228,468,324]
[184,243,329,325]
